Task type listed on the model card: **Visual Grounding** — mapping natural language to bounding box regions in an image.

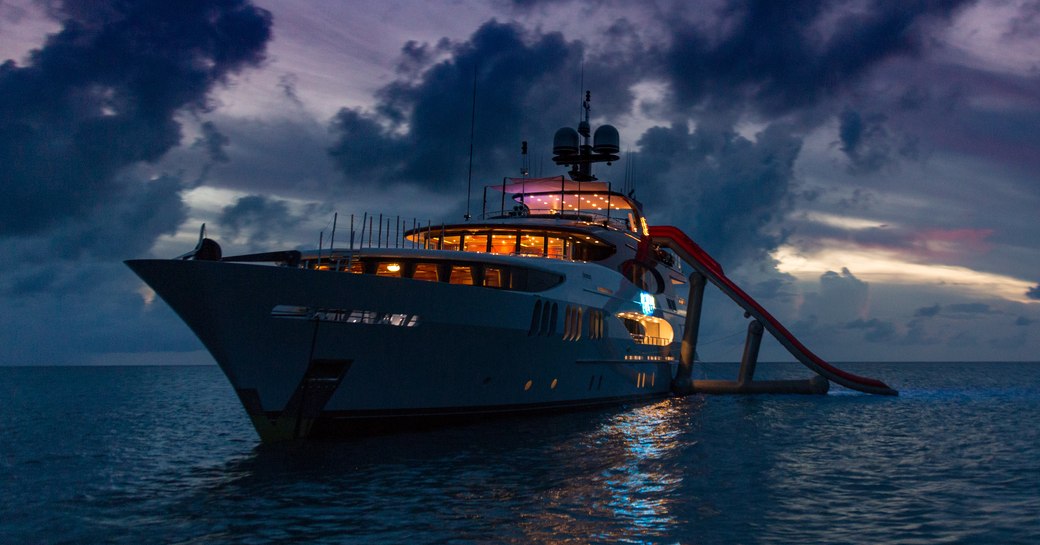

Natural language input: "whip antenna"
[465,64,477,221]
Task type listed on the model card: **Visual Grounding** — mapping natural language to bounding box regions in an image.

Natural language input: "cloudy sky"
[1,0,1038,365]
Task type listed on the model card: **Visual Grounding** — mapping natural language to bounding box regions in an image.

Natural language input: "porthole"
[524,380,533,391]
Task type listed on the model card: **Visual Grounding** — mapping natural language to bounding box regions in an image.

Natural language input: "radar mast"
[551,91,620,182]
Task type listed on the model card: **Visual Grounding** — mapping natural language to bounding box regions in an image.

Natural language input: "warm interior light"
[386,263,401,272]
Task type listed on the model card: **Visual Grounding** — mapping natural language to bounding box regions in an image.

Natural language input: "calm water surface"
[2,362,1038,544]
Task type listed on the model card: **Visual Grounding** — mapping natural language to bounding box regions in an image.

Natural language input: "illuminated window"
[485,266,504,288]
[441,235,461,251]
[490,232,518,255]
[616,311,674,346]
[546,236,565,259]
[412,263,440,282]
[343,258,561,292]
[376,262,402,277]
[423,228,614,261]
[463,234,488,253]
[347,310,378,323]
[519,233,544,256]
[449,265,474,285]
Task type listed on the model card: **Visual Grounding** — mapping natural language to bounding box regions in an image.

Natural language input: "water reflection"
[162,400,702,544]
[84,364,1040,544]
[9,364,1040,544]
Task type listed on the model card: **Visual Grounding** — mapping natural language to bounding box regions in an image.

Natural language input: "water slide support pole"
[737,320,763,387]
[673,271,706,395]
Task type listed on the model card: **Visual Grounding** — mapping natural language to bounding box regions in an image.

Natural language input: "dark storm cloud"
[793,267,870,324]
[327,4,973,268]
[914,304,941,318]
[633,120,802,264]
[1,174,187,295]
[845,317,897,343]
[1029,284,1040,300]
[629,1,973,265]
[190,114,339,196]
[395,39,450,77]
[1015,316,1035,326]
[837,107,919,173]
[662,0,975,115]
[839,108,865,152]
[190,120,231,185]
[328,109,407,179]
[218,195,312,249]
[329,20,645,190]
[1006,0,1040,39]
[277,73,304,107]
[947,302,994,314]
[0,0,272,235]
[820,266,868,302]
[0,0,274,364]
[193,122,231,165]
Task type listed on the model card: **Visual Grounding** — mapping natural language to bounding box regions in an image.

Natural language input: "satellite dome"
[553,127,579,156]
[593,124,620,155]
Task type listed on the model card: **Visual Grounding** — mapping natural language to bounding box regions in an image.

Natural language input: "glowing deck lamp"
[386,263,401,273]
[639,292,656,316]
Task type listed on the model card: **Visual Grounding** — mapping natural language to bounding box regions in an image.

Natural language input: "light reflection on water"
[161,398,701,544]
[2,363,1039,544]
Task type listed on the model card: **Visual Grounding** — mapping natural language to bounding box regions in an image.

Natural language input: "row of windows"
[563,305,583,341]
[529,300,559,336]
[270,305,419,327]
[588,309,606,339]
[307,258,563,292]
[313,310,418,327]
[531,301,608,341]
[562,306,608,341]
[405,228,616,262]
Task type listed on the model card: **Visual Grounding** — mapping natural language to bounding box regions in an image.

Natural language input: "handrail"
[480,207,632,229]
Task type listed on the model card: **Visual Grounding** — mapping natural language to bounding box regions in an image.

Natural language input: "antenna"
[329,212,338,252]
[578,61,584,122]
[521,140,529,209]
[465,64,477,221]
[521,140,529,177]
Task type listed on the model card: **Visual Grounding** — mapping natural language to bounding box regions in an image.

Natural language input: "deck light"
[386,263,401,272]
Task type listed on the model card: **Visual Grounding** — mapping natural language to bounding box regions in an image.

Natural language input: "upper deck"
[378,177,648,263]
[478,176,646,231]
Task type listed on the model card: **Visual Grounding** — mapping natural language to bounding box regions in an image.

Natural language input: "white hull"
[128,258,680,440]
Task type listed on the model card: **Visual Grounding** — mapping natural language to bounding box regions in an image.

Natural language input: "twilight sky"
[1,0,1038,365]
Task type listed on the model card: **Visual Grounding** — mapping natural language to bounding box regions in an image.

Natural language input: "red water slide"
[649,225,898,396]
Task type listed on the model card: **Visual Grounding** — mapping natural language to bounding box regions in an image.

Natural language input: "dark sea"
[2,362,1038,544]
